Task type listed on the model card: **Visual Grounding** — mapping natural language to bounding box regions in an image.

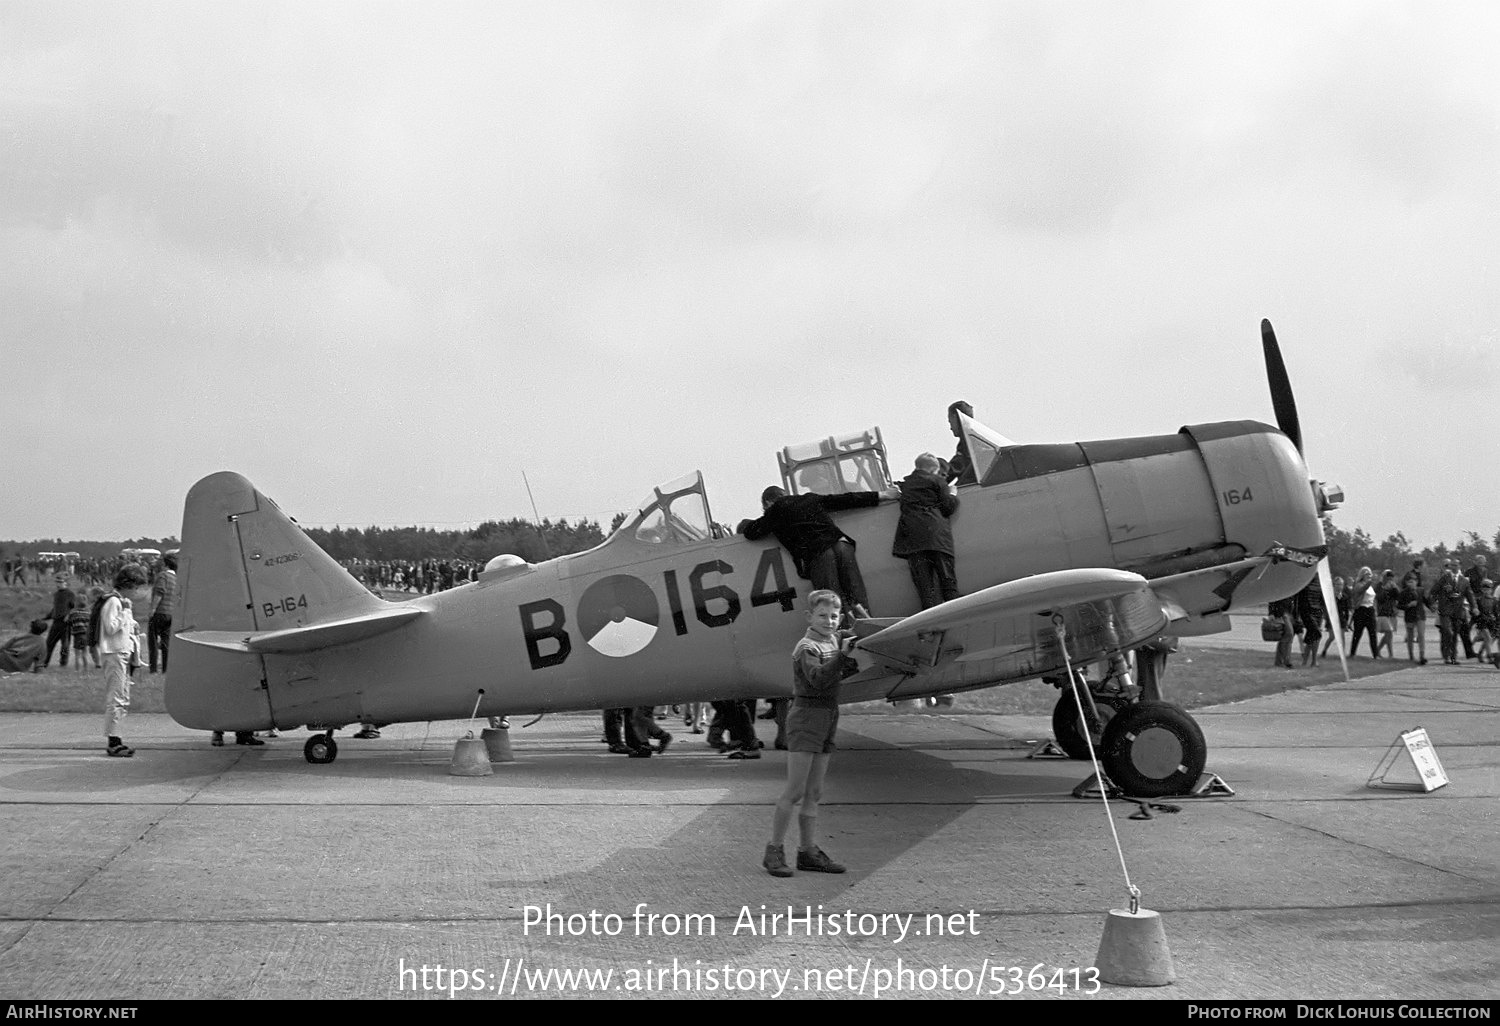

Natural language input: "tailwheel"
[1050,693,1127,761]
[1098,700,1206,797]
[304,733,338,765]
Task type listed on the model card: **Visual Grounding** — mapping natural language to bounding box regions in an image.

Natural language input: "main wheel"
[1050,693,1123,760]
[1098,700,1206,797]
[304,733,338,764]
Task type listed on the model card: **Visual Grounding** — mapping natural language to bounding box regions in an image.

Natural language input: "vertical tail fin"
[167,471,385,730]
[176,471,383,635]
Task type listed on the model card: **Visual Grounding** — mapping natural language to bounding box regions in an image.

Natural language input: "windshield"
[954,412,1013,484]
[620,472,716,546]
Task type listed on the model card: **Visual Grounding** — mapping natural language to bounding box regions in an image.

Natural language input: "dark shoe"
[627,747,652,758]
[106,742,134,758]
[607,743,633,754]
[774,740,788,751]
[498,717,510,730]
[727,748,760,760]
[763,843,793,878]
[211,731,224,747]
[690,726,704,734]
[797,846,846,874]
[1419,658,1428,665]
[235,732,264,746]
[655,733,672,755]
[352,728,380,739]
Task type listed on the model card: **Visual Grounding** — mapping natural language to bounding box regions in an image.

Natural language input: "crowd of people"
[1267,554,1499,669]
[2,552,167,590]
[0,558,176,758]
[340,558,485,593]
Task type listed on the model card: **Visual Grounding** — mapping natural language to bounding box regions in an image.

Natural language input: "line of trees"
[1322,520,1499,581]
[5,516,1497,579]
[303,517,615,564]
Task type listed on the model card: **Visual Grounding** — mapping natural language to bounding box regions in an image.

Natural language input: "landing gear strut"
[1051,690,1129,761]
[1048,623,1206,797]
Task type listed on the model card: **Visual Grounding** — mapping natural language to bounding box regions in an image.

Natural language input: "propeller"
[1261,319,1303,455]
[1261,318,1348,681]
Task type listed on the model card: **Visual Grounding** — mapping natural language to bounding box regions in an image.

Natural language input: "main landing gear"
[1097,700,1206,798]
[1047,641,1207,799]
[304,729,339,764]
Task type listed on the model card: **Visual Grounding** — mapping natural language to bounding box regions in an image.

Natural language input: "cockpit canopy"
[606,414,1014,553]
[777,427,893,495]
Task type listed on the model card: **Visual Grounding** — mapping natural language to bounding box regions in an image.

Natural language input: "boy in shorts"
[67,600,93,675]
[763,590,860,878]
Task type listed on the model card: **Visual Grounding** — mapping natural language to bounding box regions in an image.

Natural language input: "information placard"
[1367,726,1449,792]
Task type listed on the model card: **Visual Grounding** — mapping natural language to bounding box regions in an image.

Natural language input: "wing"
[839,568,1167,704]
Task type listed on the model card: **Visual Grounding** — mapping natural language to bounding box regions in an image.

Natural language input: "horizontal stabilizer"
[179,605,424,654]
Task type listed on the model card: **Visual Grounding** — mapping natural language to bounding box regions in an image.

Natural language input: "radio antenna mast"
[521,470,552,559]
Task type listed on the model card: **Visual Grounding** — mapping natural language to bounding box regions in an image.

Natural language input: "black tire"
[1099,700,1206,798]
[1050,693,1122,760]
[304,734,338,765]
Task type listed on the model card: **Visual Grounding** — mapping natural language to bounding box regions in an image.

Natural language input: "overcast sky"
[2,1,1495,551]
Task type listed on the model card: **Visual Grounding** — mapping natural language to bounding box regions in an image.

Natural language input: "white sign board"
[1399,728,1449,792]
[1367,726,1449,792]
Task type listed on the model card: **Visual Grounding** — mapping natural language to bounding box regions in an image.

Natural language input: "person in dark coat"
[944,401,978,487]
[738,483,897,617]
[1461,554,1490,660]
[1295,576,1324,666]
[41,575,78,669]
[1268,595,1297,668]
[1428,559,1472,665]
[892,453,961,609]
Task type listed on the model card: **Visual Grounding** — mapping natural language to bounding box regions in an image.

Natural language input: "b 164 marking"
[262,594,308,618]
[519,549,801,671]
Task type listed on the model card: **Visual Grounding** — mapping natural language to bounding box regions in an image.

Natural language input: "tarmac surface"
[1,649,1496,1001]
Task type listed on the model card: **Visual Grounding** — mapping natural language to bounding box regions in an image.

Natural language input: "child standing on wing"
[764,589,860,878]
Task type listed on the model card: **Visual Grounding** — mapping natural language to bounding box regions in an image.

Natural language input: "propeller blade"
[1318,559,1350,682]
[1261,318,1303,455]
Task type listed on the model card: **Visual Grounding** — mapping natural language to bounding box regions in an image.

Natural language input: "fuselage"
[166,419,1321,733]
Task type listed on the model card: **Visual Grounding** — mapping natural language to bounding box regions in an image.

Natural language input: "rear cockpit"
[777,427,893,495]
[776,415,1012,495]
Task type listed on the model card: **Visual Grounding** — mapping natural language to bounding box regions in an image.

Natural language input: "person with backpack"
[101,564,148,757]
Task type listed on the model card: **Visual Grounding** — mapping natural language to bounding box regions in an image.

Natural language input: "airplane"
[165,320,1343,797]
